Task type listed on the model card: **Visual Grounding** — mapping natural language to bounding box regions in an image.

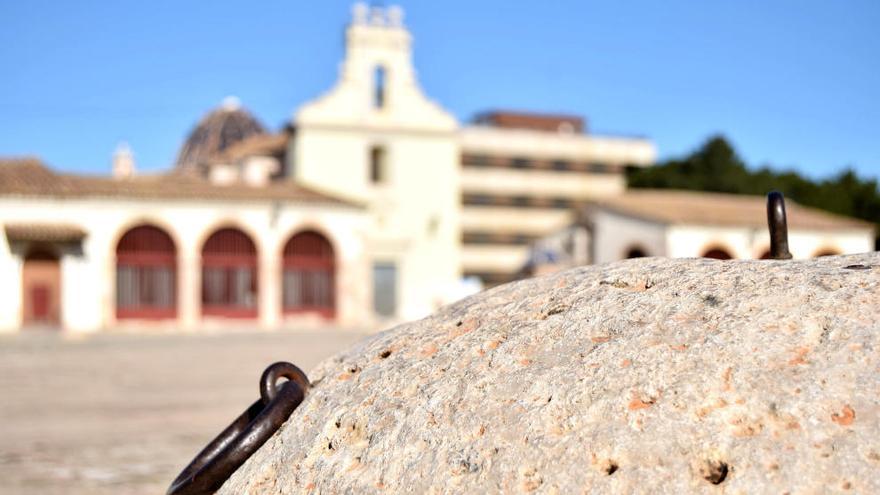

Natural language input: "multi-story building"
[459,112,654,285]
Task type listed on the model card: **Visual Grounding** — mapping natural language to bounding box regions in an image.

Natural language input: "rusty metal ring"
[167,362,309,495]
[260,361,309,403]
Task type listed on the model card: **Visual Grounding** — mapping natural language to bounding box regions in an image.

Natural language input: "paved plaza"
[0,329,368,495]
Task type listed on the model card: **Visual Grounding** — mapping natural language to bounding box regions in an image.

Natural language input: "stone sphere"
[222,254,880,494]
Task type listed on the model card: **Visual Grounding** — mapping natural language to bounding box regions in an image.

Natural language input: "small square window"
[551,160,570,171]
[465,155,490,167]
[511,157,532,169]
[552,198,572,208]
[588,162,610,174]
[464,194,493,205]
[512,196,530,207]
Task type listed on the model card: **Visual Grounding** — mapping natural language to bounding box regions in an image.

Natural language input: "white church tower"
[291,3,461,321]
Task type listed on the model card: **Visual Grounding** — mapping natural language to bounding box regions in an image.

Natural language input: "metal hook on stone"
[167,362,309,495]
[766,191,792,260]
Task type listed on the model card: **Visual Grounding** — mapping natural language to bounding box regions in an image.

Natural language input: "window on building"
[512,196,530,207]
[427,215,440,236]
[116,225,177,319]
[463,232,495,244]
[552,198,572,209]
[201,227,258,318]
[551,160,571,171]
[463,194,493,205]
[465,154,491,167]
[624,246,648,259]
[282,231,335,317]
[511,157,532,169]
[373,66,387,109]
[702,247,733,260]
[370,146,387,184]
[373,262,397,317]
[813,248,840,257]
[588,162,610,174]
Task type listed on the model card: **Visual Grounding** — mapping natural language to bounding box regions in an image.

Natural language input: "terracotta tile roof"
[0,157,71,194]
[473,110,586,133]
[211,132,289,163]
[0,157,359,207]
[591,190,874,231]
[4,223,87,242]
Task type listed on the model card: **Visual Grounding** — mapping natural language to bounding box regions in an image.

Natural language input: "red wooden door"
[31,285,50,321]
[22,248,61,327]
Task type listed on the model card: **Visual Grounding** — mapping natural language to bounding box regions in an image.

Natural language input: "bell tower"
[295,3,456,130]
[291,3,461,321]
[339,3,414,115]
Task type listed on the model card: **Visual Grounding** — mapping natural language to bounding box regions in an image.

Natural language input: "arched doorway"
[22,247,61,327]
[282,231,335,317]
[813,248,840,258]
[201,227,258,318]
[702,247,734,260]
[116,225,177,319]
[624,245,649,259]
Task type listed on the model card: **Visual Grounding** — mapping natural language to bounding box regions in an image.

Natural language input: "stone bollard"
[221,253,880,494]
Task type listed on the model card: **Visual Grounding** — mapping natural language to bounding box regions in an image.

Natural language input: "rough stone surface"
[221,254,880,494]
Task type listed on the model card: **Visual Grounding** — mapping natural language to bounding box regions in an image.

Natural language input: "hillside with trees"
[626,135,880,248]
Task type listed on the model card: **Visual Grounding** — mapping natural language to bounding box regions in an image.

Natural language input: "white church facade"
[0,4,872,333]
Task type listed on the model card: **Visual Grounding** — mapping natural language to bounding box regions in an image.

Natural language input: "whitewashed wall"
[459,126,656,165]
[667,225,874,259]
[666,226,755,259]
[0,196,368,333]
[460,168,626,199]
[592,210,667,264]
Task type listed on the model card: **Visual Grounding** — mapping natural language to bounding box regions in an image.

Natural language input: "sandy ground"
[0,329,368,495]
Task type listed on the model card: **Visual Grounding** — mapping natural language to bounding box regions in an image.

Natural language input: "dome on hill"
[174,97,266,174]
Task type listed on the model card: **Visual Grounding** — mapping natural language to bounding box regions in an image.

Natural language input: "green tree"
[627,135,880,249]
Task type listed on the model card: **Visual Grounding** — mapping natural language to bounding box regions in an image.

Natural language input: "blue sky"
[1,1,878,180]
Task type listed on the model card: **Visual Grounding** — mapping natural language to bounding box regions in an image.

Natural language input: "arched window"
[282,231,335,317]
[702,247,733,260]
[201,228,258,318]
[116,225,177,319]
[813,248,840,258]
[624,246,648,259]
[373,66,387,109]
